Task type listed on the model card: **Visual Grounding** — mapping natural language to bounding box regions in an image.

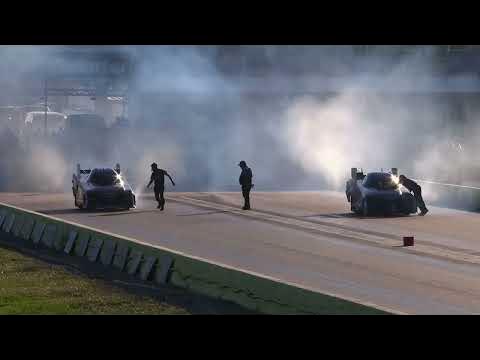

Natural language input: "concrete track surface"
[2,190,480,315]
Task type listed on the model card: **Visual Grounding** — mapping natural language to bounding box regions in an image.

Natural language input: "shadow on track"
[302,213,352,219]
[177,210,228,217]
[39,208,134,216]
[303,212,415,220]
[39,209,85,215]
[92,209,159,217]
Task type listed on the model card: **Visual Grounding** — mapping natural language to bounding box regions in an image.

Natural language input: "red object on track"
[403,236,414,247]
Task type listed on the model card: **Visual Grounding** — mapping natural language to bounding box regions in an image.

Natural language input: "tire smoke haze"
[0,46,480,210]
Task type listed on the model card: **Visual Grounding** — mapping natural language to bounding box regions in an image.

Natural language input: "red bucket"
[403,236,414,247]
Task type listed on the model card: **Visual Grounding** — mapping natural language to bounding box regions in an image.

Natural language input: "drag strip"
[169,193,480,266]
[2,191,480,314]
[184,192,480,251]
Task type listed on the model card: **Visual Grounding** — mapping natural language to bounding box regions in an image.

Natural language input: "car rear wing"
[351,167,398,180]
[75,164,91,178]
[351,168,366,181]
[74,163,122,179]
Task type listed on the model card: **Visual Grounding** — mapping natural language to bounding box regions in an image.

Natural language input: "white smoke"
[24,143,69,192]
[273,48,480,199]
[1,45,480,212]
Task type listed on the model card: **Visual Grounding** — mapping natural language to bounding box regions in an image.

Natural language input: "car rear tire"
[76,193,83,209]
[384,203,394,217]
[127,194,136,210]
[83,194,94,211]
[73,189,78,208]
[401,193,416,214]
[362,199,369,217]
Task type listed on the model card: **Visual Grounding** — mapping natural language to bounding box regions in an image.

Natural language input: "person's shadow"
[302,212,413,219]
[177,210,228,217]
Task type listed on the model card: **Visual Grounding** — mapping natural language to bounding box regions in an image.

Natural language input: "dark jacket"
[239,167,253,188]
[150,168,167,188]
[401,177,421,193]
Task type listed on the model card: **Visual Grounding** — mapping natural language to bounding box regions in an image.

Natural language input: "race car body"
[346,168,417,216]
[72,163,136,210]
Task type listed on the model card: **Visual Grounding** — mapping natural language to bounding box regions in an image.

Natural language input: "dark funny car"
[346,168,417,217]
[72,164,136,210]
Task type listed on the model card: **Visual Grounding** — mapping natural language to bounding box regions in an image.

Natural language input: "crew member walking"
[147,163,175,210]
[238,160,253,210]
[399,175,428,216]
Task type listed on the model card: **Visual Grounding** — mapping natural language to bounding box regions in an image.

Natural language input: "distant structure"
[3,45,480,132]
[14,46,134,131]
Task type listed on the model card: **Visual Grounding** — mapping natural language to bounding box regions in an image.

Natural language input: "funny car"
[346,168,417,216]
[72,163,136,210]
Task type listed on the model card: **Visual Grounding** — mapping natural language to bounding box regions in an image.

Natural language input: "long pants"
[413,189,428,213]
[154,186,165,209]
[242,186,251,209]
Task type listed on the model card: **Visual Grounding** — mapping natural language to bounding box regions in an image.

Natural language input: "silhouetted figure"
[238,160,253,210]
[147,162,175,210]
[399,175,428,216]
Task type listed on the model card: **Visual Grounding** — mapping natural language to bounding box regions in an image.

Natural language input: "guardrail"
[0,201,390,315]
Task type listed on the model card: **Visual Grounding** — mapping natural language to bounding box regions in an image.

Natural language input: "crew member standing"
[147,163,175,210]
[238,160,253,210]
[399,175,429,216]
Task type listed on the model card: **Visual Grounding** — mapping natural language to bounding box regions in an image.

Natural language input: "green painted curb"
[0,202,390,315]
